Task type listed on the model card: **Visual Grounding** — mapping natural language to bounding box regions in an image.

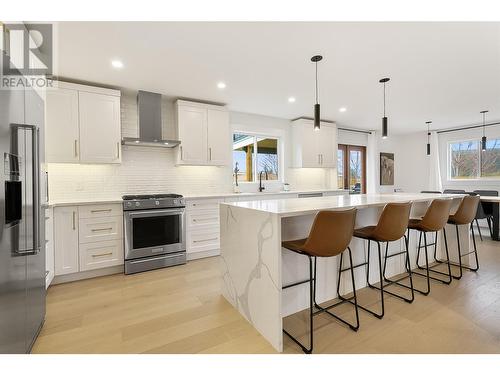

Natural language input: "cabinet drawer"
[79,216,123,244]
[78,203,122,219]
[186,199,221,211]
[187,228,220,253]
[79,239,124,272]
[187,209,219,228]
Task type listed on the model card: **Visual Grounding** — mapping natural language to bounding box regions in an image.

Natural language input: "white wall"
[47,93,336,201]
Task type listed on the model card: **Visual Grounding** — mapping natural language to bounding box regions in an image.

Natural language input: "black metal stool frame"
[407,228,453,295]
[337,235,414,320]
[433,223,479,280]
[282,247,360,354]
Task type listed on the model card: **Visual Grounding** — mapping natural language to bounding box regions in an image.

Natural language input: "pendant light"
[311,55,323,131]
[480,110,488,152]
[379,78,390,138]
[426,121,432,155]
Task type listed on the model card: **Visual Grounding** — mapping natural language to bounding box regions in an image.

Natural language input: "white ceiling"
[54,22,500,133]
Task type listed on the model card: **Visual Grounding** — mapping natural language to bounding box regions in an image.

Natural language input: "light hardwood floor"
[32,236,500,354]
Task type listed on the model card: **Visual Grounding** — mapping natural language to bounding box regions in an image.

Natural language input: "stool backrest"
[420,198,453,231]
[372,202,412,242]
[451,195,480,225]
[304,208,357,257]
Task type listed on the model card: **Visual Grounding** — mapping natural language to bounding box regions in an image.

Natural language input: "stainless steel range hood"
[121,90,181,148]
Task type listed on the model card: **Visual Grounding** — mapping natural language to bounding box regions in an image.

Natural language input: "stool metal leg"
[413,229,453,286]
[283,255,314,354]
[475,219,483,241]
[378,235,415,303]
[354,240,385,319]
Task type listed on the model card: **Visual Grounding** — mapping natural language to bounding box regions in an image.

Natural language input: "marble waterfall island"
[219,193,470,352]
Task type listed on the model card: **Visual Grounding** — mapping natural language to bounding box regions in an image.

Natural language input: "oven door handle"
[125,209,184,219]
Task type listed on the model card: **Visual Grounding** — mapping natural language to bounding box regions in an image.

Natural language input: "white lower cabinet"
[79,239,123,272]
[53,203,123,279]
[54,206,79,276]
[186,198,223,260]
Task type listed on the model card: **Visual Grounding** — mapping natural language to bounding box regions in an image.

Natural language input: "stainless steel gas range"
[122,194,186,274]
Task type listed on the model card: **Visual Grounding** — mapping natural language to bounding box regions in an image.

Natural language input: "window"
[233,133,280,182]
[338,144,366,194]
[449,139,500,179]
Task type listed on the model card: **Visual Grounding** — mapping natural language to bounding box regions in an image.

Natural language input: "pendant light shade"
[379,78,390,138]
[480,110,488,152]
[311,55,323,131]
[426,121,432,155]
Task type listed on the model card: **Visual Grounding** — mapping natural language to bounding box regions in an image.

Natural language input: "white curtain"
[428,131,443,191]
[367,131,378,194]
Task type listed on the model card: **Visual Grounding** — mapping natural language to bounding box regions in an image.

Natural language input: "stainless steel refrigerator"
[0,78,46,353]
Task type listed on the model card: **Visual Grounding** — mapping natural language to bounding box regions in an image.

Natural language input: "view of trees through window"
[233,133,279,182]
[449,139,500,179]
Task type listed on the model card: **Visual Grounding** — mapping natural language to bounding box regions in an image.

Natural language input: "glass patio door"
[338,144,366,194]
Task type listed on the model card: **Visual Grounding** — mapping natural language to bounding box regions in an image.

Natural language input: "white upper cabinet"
[207,109,231,165]
[45,82,121,164]
[78,92,121,163]
[45,88,79,163]
[176,100,231,166]
[291,119,337,168]
[177,104,208,164]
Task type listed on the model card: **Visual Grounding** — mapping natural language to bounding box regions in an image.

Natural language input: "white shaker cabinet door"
[317,125,336,168]
[301,124,321,168]
[45,88,80,163]
[207,109,231,166]
[78,91,121,164]
[54,206,79,276]
[177,105,208,165]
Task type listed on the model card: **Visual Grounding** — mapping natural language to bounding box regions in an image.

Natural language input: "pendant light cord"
[315,61,319,104]
[483,111,486,137]
[383,82,386,117]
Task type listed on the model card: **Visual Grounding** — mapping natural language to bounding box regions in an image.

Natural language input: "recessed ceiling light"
[288,97,296,103]
[111,60,124,69]
[339,107,347,112]
[217,82,226,89]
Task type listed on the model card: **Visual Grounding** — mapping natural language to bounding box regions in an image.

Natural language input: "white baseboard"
[187,249,220,261]
[52,265,124,285]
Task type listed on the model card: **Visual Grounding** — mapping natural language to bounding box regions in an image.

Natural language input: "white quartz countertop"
[45,189,346,207]
[222,193,463,217]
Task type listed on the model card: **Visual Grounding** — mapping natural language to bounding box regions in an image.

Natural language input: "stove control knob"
[127,202,132,207]
[155,200,160,206]
[135,202,140,207]
[173,199,178,205]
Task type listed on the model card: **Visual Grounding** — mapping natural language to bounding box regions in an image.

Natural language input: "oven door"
[124,208,185,260]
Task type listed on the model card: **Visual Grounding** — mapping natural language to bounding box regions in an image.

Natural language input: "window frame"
[232,131,283,183]
[447,137,500,181]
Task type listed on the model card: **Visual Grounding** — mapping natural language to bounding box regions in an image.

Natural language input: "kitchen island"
[219,193,470,352]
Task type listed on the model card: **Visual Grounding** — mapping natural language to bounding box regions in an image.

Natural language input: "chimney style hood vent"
[121,90,181,148]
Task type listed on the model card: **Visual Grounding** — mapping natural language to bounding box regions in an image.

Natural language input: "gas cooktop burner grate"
[122,194,183,200]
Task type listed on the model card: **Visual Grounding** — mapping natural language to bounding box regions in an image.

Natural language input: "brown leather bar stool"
[282,208,358,354]
[407,198,454,295]
[339,202,413,320]
[442,195,481,280]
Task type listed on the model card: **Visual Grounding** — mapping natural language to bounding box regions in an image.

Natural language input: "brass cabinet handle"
[180,146,183,160]
[117,142,120,159]
[72,211,76,230]
[91,227,113,232]
[193,237,218,243]
[209,147,212,161]
[74,140,78,158]
[92,252,113,258]
[90,209,112,213]
[192,217,218,223]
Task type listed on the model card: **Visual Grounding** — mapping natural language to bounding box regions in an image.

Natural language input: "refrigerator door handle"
[10,123,41,256]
